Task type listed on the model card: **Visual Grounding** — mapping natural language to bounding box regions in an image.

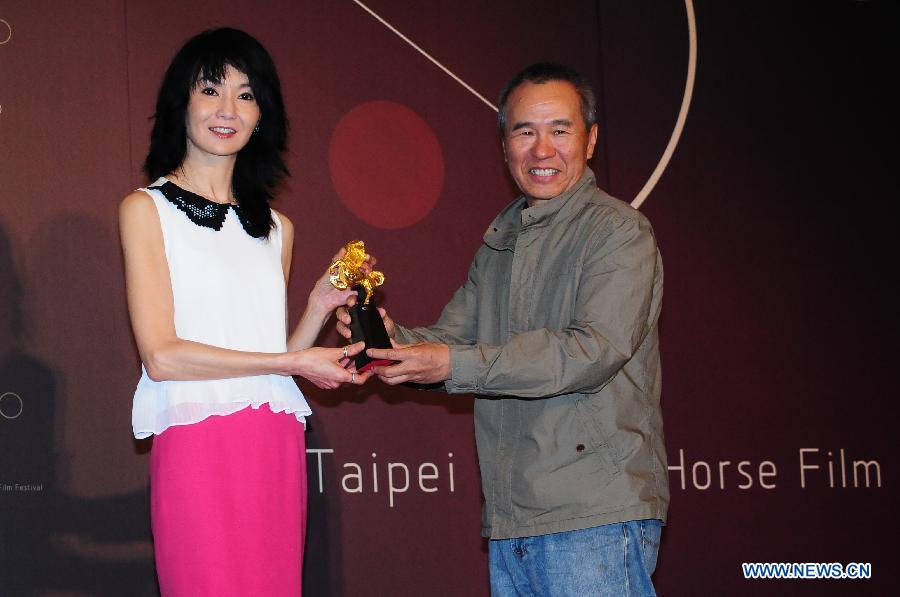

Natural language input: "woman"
[119,28,368,595]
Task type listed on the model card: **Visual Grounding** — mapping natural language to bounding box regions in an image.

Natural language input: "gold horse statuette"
[328,240,385,305]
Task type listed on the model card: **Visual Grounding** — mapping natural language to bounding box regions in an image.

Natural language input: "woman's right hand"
[288,341,372,389]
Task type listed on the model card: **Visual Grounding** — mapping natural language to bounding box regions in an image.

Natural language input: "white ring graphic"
[352,0,696,209]
[0,392,24,420]
[0,19,11,45]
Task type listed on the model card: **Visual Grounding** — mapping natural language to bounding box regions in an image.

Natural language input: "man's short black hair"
[497,62,597,134]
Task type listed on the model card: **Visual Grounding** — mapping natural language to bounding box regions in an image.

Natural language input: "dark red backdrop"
[1,1,895,595]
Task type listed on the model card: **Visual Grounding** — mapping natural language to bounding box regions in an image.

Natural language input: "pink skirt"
[150,405,307,596]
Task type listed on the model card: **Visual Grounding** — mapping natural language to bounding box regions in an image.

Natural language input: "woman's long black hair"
[143,28,288,239]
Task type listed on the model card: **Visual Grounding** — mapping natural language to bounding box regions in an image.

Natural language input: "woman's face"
[184,65,261,160]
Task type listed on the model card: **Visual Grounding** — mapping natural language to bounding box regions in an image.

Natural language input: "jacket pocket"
[510,397,619,522]
[574,396,622,477]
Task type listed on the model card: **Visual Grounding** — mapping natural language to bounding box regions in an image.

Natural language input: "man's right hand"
[335,294,396,341]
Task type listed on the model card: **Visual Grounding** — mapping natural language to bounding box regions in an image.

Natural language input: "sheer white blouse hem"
[132,371,311,439]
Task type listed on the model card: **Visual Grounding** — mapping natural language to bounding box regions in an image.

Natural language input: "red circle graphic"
[328,101,444,229]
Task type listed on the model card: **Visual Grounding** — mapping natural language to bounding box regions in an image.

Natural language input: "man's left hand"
[368,342,451,385]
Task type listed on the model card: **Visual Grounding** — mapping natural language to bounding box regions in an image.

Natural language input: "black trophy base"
[348,286,396,373]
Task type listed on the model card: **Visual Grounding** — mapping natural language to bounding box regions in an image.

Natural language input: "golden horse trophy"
[329,240,395,372]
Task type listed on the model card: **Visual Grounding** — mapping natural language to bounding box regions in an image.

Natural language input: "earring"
[254,123,260,134]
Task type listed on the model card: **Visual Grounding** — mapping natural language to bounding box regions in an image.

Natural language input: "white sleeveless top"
[131,178,311,439]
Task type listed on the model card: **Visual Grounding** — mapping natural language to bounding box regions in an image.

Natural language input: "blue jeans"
[489,519,662,597]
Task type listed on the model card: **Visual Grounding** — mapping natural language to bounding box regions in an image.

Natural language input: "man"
[339,63,667,595]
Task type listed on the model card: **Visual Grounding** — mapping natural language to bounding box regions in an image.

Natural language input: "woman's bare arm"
[119,192,368,388]
[276,214,359,352]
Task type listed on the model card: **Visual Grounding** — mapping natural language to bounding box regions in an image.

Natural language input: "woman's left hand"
[307,247,379,315]
[307,267,357,316]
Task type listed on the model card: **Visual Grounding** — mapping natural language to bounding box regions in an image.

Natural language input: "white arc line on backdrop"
[632,0,697,208]
[1,19,10,115]
[350,0,498,111]
[350,0,697,208]
[0,19,11,45]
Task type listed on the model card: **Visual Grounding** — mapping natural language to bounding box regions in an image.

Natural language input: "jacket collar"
[483,168,596,250]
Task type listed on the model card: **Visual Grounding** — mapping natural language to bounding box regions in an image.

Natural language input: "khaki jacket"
[396,170,668,539]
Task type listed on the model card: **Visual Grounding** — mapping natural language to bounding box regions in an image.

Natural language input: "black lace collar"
[150,180,254,234]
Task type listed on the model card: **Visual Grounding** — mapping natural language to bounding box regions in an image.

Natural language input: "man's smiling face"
[502,80,598,206]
